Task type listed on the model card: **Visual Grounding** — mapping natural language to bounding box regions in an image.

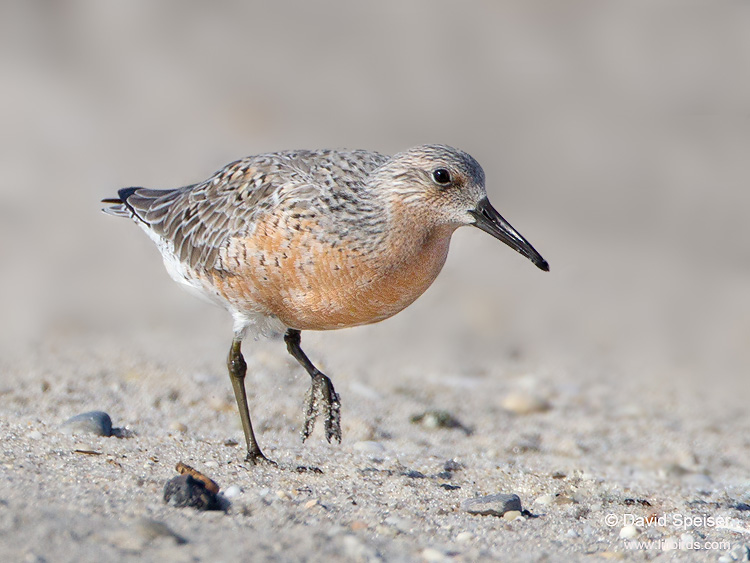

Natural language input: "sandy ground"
[2,2,750,561]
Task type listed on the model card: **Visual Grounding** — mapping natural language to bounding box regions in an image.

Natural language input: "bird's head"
[376,144,549,272]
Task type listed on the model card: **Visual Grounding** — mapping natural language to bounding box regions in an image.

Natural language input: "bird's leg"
[284,329,341,443]
[227,336,274,465]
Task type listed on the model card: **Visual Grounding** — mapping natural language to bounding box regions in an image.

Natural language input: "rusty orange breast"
[211,215,454,330]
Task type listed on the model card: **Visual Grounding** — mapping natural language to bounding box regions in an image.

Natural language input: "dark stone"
[460,493,523,516]
[443,459,463,472]
[163,475,221,511]
[439,484,461,491]
[61,411,113,437]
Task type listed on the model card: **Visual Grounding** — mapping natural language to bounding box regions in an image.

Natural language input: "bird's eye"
[432,168,451,185]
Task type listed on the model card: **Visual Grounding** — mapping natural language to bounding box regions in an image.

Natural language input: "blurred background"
[0,0,748,397]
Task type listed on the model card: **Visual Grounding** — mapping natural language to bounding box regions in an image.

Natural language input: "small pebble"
[500,392,550,415]
[204,460,219,469]
[295,465,324,474]
[27,430,43,441]
[61,411,113,437]
[410,410,470,434]
[163,475,221,511]
[461,493,523,517]
[304,499,320,509]
[455,532,473,543]
[223,485,242,499]
[421,547,447,562]
[443,459,463,472]
[622,498,651,507]
[619,525,638,539]
[375,524,398,537]
[439,484,460,491]
[169,422,187,433]
[502,510,523,521]
[73,443,101,455]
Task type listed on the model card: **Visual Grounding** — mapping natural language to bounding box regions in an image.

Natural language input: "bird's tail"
[101,187,142,218]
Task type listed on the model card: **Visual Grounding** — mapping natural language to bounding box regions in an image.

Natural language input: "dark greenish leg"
[227,336,274,465]
[284,329,342,443]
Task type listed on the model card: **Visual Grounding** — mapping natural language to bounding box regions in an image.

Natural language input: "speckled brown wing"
[107,149,390,277]
[113,160,277,273]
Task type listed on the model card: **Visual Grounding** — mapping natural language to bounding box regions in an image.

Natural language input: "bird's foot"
[244,450,277,467]
[302,373,341,443]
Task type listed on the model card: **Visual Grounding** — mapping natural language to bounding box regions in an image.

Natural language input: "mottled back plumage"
[106,149,390,274]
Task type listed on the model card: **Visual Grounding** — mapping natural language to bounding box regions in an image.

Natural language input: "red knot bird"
[102,144,549,464]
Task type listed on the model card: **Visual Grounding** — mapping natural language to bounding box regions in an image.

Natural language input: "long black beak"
[469,197,549,272]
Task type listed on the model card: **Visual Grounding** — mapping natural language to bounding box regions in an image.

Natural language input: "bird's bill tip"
[470,197,549,272]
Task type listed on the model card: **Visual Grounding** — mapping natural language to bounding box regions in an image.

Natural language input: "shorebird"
[103,144,548,464]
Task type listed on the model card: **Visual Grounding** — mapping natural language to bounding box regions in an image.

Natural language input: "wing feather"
[101,149,389,275]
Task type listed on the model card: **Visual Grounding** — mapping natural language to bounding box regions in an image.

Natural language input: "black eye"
[432,168,451,185]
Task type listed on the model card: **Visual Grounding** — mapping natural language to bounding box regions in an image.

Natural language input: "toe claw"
[301,373,342,443]
[245,451,276,466]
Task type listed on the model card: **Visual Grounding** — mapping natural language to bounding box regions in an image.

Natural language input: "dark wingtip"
[538,259,550,272]
[101,187,144,217]
[101,187,141,205]
[117,187,140,201]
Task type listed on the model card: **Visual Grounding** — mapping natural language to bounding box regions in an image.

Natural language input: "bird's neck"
[375,198,456,280]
